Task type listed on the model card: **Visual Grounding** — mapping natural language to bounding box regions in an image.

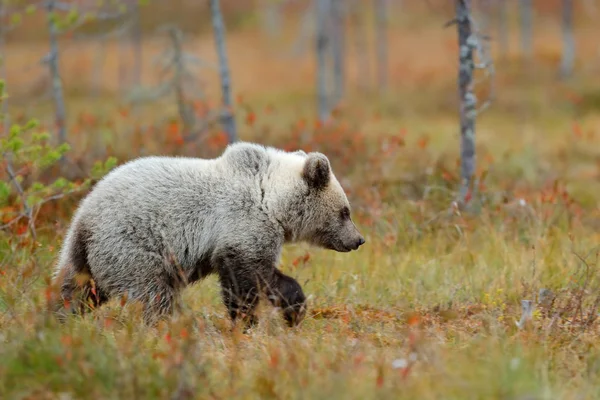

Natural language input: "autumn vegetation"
[1,1,600,398]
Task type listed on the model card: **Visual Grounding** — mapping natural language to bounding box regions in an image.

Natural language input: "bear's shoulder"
[221,142,273,175]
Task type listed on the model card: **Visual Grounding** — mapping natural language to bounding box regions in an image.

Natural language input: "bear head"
[296,152,365,253]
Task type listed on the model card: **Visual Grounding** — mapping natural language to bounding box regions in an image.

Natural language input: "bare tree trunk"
[46,0,68,146]
[518,0,533,61]
[350,0,370,92]
[168,27,195,136]
[496,0,509,60]
[456,0,477,205]
[331,0,345,105]
[559,0,575,79]
[210,0,237,143]
[316,0,331,122]
[374,0,388,91]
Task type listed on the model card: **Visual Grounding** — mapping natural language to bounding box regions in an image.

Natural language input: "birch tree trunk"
[456,0,477,205]
[210,0,237,143]
[46,0,67,146]
[169,27,195,137]
[559,0,575,79]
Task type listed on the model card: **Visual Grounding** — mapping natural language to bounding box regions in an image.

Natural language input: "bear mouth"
[328,242,356,253]
[310,231,358,253]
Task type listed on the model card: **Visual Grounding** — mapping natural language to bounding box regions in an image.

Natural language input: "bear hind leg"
[50,222,110,322]
[139,286,180,327]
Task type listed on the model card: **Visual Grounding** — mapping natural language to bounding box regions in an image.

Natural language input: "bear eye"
[340,207,350,220]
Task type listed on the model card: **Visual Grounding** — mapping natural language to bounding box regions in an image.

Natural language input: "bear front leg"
[267,268,307,327]
[215,247,267,331]
[218,269,261,331]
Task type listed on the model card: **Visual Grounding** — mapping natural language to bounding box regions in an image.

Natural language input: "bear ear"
[302,152,330,190]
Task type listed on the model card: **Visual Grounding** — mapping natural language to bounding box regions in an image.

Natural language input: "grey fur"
[50,142,364,328]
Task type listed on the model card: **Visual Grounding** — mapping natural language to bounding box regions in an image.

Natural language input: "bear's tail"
[48,219,95,320]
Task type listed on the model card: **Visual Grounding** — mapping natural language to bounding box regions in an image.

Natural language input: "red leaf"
[417,135,429,149]
[246,111,256,127]
[376,367,384,388]
[572,122,583,138]
[465,189,472,203]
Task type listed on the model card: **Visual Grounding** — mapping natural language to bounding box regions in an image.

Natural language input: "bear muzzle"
[339,234,365,252]
[351,236,366,251]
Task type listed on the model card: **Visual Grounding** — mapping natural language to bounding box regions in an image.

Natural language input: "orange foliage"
[246,111,256,127]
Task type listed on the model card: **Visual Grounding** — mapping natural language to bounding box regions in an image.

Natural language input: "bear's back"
[76,152,270,235]
[84,156,218,212]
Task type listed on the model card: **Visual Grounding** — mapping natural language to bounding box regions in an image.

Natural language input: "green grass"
[2,158,600,399]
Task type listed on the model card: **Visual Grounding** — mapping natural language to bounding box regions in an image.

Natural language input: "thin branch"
[444,18,459,28]
[72,19,133,41]
[210,0,237,143]
[468,14,495,116]
[2,156,37,239]
[52,1,130,20]
[182,108,225,143]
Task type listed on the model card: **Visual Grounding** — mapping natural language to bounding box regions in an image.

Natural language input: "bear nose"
[357,237,365,248]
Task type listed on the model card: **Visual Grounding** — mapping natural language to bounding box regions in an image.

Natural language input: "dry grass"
[2,4,600,399]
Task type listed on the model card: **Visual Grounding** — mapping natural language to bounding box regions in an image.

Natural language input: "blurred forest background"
[2,0,600,399]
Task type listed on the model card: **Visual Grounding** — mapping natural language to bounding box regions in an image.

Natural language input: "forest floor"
[2,6,600,399]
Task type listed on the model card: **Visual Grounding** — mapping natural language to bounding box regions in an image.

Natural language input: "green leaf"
[66,8,79,25]
[32,132,51,142]
[26,195,41,208]
[9,124,22,138]
[52,177,68,189]
[9,137,24,152]
[39,150,62,168]
[104,156,117,170]
[0,181,10,204]
[30,182,45,192]
[47,11,57,25]
[57,142,71,155]
[25,119,39,130]
[10,13,22,26]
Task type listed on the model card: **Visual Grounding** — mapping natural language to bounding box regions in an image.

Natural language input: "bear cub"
[50,142,364,329]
